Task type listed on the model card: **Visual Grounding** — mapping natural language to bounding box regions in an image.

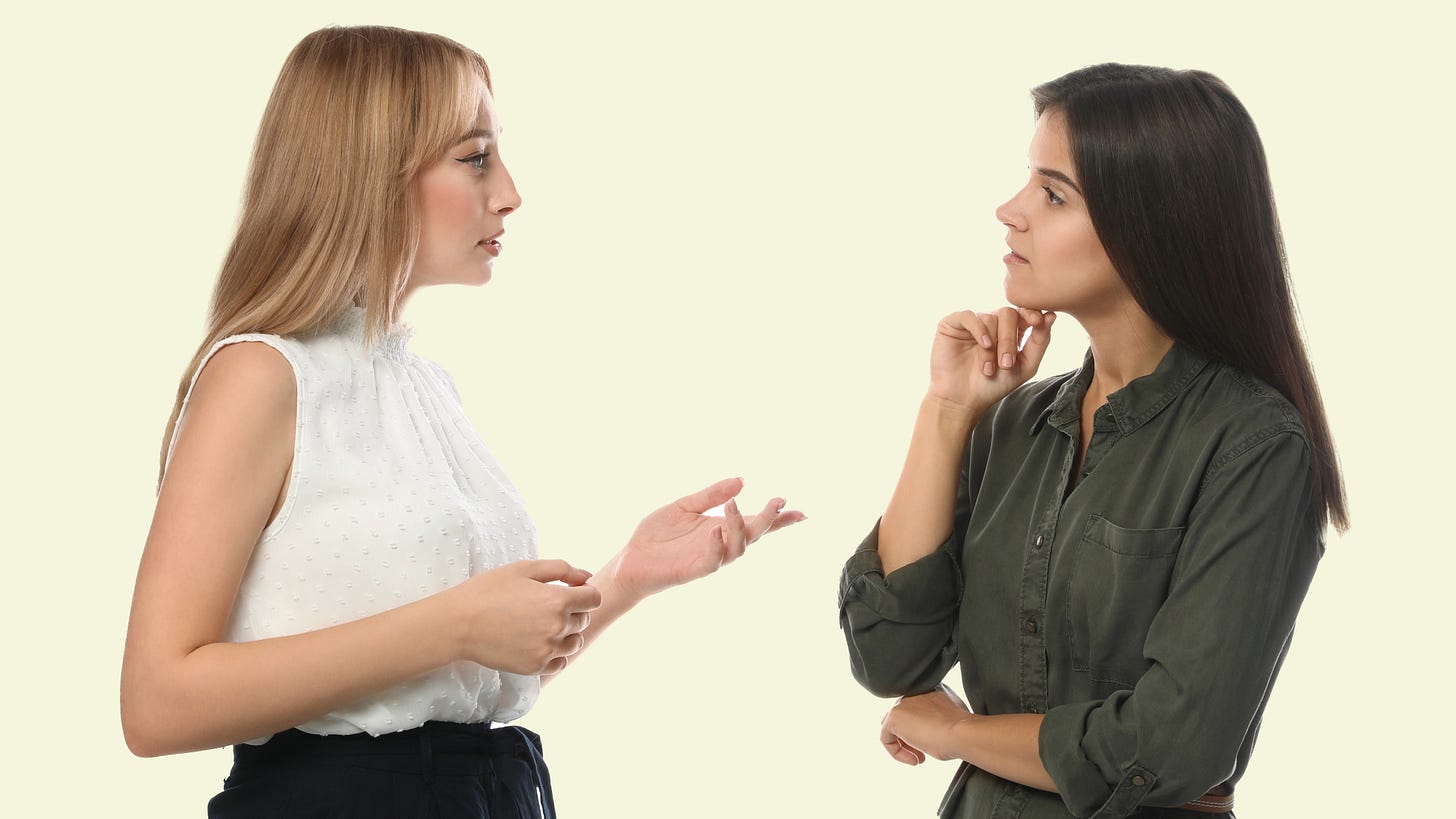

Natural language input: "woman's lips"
[1003,251,1028,265]
[478,239,501,257]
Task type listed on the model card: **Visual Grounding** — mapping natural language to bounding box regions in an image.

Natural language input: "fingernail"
[982,361,994,377]
[1001,353,1014,368]
[980,335,991,348]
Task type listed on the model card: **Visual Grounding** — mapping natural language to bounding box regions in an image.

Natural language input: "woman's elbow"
[120,676,187,758]
[121,700,166,758]
[847,645,949,699]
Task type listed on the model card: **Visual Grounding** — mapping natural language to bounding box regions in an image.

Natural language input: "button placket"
[1017,436,1072,715]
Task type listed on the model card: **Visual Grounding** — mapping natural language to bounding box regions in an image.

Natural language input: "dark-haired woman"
[839,63,1345,819]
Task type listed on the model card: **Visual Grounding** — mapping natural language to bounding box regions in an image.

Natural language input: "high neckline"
[327,303,417,358]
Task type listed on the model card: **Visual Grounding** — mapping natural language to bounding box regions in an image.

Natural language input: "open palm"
[612,477,805,600]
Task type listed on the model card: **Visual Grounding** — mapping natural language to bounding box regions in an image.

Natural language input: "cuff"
[837,518,961,625]
[1039,698,1157,819]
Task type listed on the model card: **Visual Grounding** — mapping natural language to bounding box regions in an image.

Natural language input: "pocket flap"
[1082,515,1185,558]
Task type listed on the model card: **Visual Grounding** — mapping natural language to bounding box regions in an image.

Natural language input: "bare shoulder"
[162,339,296,512]
[192,339,297,411]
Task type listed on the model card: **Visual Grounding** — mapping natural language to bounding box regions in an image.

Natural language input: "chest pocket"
[1063,514,1185,693]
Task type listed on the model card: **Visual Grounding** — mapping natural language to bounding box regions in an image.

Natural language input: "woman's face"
[994,111,1126,316]
[409,84,522,292]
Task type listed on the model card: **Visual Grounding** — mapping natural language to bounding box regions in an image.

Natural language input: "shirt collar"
[1030,341,1210,437]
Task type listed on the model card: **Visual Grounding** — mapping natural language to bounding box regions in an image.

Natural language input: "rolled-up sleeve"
[839,518,964,698]
[1039,429,1323,818]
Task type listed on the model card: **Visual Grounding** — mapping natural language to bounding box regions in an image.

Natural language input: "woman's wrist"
[920,393,987,436]
[593,552,649,610]
[432,580,474,665]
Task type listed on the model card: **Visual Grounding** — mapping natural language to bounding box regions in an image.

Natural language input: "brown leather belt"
[1177,785,1234,814]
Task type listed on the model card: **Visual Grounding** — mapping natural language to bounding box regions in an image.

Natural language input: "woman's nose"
[994,192,1026,232]
[493,166,522,215]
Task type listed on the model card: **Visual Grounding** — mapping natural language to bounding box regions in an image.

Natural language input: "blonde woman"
[120,26,802,818]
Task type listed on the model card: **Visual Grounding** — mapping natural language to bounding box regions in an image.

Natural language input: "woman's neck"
[1079,304,1174,403]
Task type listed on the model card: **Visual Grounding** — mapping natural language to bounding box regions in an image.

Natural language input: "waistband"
[235,721,555,818]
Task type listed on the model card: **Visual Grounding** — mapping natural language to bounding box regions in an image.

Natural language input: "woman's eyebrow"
[1034,167,1083,196]
[456,128,497,145]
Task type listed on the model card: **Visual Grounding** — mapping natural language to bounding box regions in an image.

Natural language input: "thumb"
[1020,311,1056,374]
[518,558,593,586]
[674,477,744,514]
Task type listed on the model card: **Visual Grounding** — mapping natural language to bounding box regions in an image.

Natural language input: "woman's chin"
[1003,276,1044,310]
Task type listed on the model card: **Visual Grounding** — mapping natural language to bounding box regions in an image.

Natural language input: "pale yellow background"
[4,0,1450,816]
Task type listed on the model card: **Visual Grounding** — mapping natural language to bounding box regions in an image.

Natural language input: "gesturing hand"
[929,306,1056,412]
[448,559,602,676]
[608,477,805,601]
[880,684,975,765]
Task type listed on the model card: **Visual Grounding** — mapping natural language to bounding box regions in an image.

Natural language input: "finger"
[1019,310,1057,374]
[996,306,1020,369]
[975,313,999,377]
[940,310,993,349]
[701,525,728,571]
[879,722,925,766]
[765,510,806,533]
[564,611,591,636]
[562,583,603,613]
[674,477,744,514]
[743,497,787,542]
[558,631,586,658]
[520,559,592,585]
[1015,306,1046,327]
[559,567,593,586]
[896,740,926,765]
[723,498,748,559]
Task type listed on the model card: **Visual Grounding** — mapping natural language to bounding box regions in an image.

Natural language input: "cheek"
[419,179,482,242]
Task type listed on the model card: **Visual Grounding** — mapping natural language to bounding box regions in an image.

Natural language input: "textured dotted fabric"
[164,304,539,743]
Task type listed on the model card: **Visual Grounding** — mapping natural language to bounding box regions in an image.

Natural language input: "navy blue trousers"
[207,721,555,818]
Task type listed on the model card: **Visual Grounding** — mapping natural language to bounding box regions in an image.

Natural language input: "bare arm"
[878,308,1057,573]
[121,342,598,756]
[541,478,803,683]
[880,687,1055,792]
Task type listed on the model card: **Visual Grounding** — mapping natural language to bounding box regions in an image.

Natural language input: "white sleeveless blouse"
[164,304,540,742]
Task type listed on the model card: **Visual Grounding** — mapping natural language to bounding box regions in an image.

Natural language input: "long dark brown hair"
[1032,63,1348,533]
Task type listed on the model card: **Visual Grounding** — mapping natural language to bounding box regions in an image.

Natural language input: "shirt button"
[1023,619,1038,634]
[1034,534,1044,548]
[1028,706,1041,714]
[1131,775,1147,787]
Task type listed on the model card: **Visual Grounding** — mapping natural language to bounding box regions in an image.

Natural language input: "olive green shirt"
[838,342,1324,819]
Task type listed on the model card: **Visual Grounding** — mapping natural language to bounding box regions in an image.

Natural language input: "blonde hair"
[157,25,492,489]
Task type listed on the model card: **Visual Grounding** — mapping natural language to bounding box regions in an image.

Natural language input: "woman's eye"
[457,152,490,170]
[1042,186,1064,205]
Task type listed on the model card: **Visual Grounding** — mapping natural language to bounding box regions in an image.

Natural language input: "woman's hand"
[880,685,975,765]
[929,307,1056,412]
[445,559,603,676]
[606,477,805,601]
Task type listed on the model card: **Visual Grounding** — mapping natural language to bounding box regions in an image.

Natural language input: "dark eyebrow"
[1034,167,1082,196]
